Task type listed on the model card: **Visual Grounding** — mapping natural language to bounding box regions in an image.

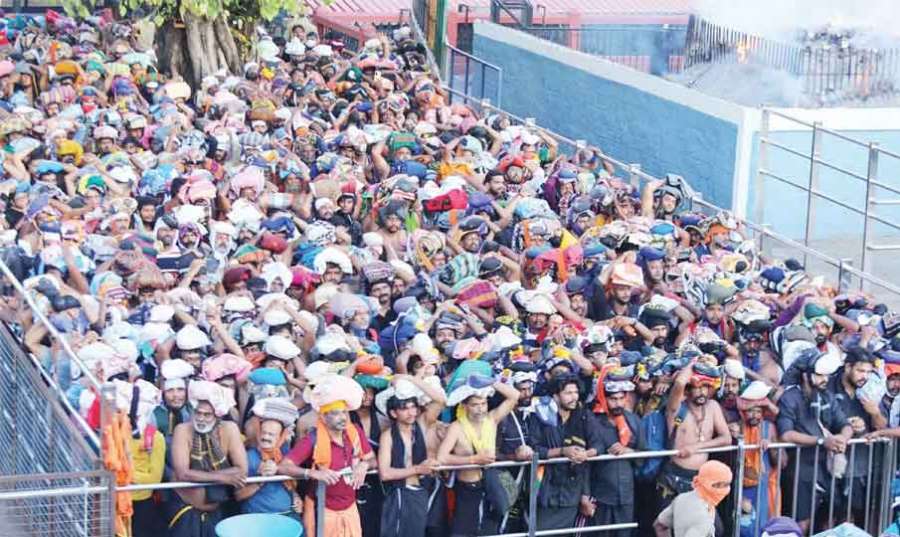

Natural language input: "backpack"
[635,403,688,483]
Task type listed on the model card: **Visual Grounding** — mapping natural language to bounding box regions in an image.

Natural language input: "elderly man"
[236,398,302,517]
[280,374,377,537]
[437,373,519,536]
[167,380,248,537]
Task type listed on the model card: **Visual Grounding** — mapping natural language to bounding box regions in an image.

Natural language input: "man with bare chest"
[438,375,519,537]
[167,381,248,537]
[376,200,409,257]
[657,359,732,509]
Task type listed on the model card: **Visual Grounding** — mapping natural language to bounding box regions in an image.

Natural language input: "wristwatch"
[816,437,825,446]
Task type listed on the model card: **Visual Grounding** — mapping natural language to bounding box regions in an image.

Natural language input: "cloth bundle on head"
[309,374,364,414]
[446,373,496,407]
[202,353,252,383]
[606,262,644,289]
[802,302,834,329]
[736,380,772,412]
[161,358,194,390]
[252,397,299,428]
[188,380,236,417]
[111,378,161,434]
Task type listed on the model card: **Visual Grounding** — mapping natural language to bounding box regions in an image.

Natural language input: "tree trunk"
[202,16,220,74]
[183,11,215,85]
[156,22,190,84]
[214,15,242,74]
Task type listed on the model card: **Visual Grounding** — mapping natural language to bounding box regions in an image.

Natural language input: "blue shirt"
[241,447,293,515]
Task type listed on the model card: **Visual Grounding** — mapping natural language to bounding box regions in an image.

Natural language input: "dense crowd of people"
[0,8,899,537]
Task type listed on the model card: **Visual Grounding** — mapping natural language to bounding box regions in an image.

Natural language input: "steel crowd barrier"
[440,85,900,307]
[110,437,899,537]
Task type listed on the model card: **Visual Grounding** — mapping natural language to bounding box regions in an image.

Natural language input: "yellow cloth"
[456,406,496,454]
[129,431,166,502]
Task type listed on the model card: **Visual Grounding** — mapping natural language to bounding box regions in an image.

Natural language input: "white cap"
[264,335,301,360]
[723,359,746,380]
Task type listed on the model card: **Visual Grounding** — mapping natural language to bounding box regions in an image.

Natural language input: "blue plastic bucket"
[215,514,303,537]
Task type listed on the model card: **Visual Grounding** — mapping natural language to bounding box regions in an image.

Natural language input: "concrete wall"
[472,20,755,212]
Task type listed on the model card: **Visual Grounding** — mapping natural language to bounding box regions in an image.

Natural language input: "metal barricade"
[0,472,113,537]
[757,108,900,292]
[116,438,900,537]
[445,42,503,107]
[0,257,115,536]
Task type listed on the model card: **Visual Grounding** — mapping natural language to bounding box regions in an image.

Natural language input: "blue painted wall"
[473,32,738,209]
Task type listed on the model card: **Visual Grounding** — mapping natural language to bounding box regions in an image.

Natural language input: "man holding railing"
[167,380,248,537]
[776,348,852,534]
[530,373,601,531]
[279,374,377,537]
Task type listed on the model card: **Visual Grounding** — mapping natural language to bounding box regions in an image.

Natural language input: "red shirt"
[285,424,372,510]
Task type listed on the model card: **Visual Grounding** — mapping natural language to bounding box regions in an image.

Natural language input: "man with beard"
[734,381,779,537]
[135,196,159,235]
[777,348,851,533]
[640,306,676,353]
[168,381,247,537]
[151,359,194,450]
[377,377,444,537]
[637,246,667,291]
[363,261,398,334]
[719,359,746,424]
[438,374,519,536]
[879,351,900,421]
[280,375,377,537]
[591,376,642,537]
[657,360,732,508]
[530,374,601,531]
[592,262,643,322]
[734,313,781,385]
[483,169,508,203]
[564,276,592,323]
[496,361,538,533]
[376,200,409,256]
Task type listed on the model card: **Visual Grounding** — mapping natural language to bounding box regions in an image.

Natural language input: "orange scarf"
[103,412,134,537]
[260,428,295,491]
[312,419,361,470]
[693,460,732,508]
[592,366,632,447]
[742,424,762,487]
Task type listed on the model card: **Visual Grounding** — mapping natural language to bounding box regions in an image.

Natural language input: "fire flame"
[736,39,749,64]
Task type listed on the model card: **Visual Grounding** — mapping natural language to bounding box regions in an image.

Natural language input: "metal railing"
[679,17,900,104]
[0,471,113,537]
[111,437,900,537]
[524,24,688,76]
[757,107,900,292]
[445,42,503,107]
[0,255,116,535]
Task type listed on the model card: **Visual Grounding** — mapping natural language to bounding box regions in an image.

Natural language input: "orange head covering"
[693,460,733,507]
